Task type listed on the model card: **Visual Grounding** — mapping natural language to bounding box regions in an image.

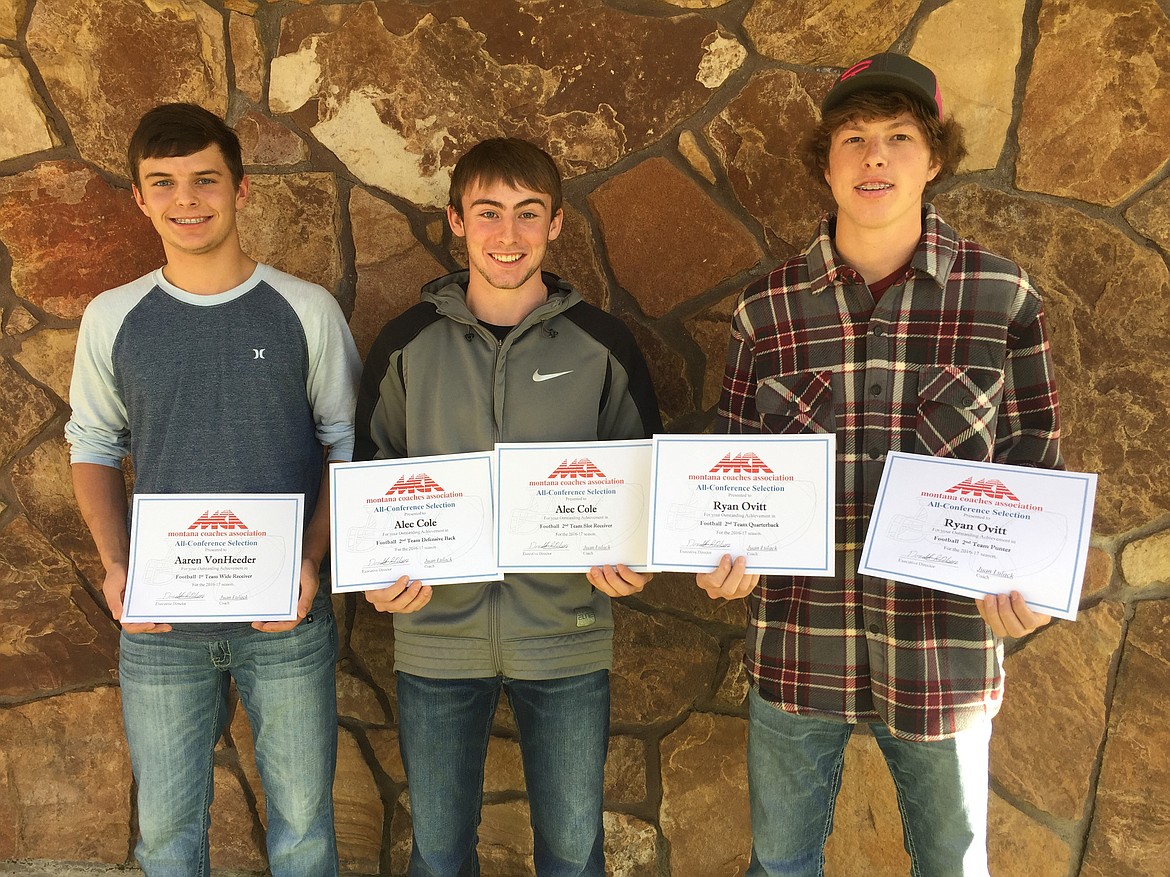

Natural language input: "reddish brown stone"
[660,712,750,876]
[608,603,725,729]
[679,130,718,184]
[1120,528,1170,590]
[2,304,37,336]
[0,356,56,467]
[237,111,310,167]
[605,735,648,807]
[542,204,609,310]
[824,733,910,875]
[1126,176,1170,250]
[368,727,407,785]
[12,326,77,402]
[1018,0,1170,206]
[389,790,413,875]
[230,11,266,102]
[588,157,760,318]
[1081,600,1170,875]
[706,70,836,255]
[990,602,1124,820]
[988,790,1071,877]
[349,595,397,697]
[0,687,131,862]
[604,812,658,877]
[238,173,342,295]
[10,434,108,587]
[1082,546,1114,599]
[348,187,446,358]
[336,728,383,874]
[911,0,1023,172]
[477,800,537,875]
[611,603,721,726]
[636,570,747,628]
[272,1,740,205]
[685,290,739,412]
[0,161,165,319]
[337,668,389,725]
[0,517,118,697]
[934,184,1170,536]
[484,736,525,794]
[744,0,917,66]
[0,46,57,162]
[624,318,691,423]
[715,640,749,710]
[0,1,24,41]
[209,765,267,871]
[27,0,227,177]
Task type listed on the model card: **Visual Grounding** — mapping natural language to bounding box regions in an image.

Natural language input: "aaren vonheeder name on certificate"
[122,494,305,624]
[648,435,836,575]
[330,452,499,590]
[496,440,652,572]
[858,452,1098,621]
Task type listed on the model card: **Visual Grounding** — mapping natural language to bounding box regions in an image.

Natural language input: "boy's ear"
[547,208,563,242]
[447,204,466,238]
[132,184,148,216]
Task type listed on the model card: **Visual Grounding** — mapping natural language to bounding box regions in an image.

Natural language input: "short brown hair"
[448,138,562,217]
[802,90,967,192]
[128,103,244,189]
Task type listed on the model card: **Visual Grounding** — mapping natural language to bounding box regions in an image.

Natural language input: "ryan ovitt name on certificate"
[122,494,304,624]
[648,435,835,575]
[330,452,499,590]
[858,452,1097,620]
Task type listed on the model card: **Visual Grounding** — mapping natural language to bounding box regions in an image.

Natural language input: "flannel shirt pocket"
[756,370,835,434]
[915,364,1004,460]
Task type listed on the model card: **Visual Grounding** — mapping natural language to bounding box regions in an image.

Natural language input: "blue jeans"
[747,687,991,877]
[396,670,609,877]
[119,616,339,877]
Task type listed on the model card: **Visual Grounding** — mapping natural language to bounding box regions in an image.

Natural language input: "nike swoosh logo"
[532,369,574,382]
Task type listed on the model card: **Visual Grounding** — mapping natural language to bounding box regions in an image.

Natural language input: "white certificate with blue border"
[495,440,652,572]
[330,452,500,590]
[858,452,1097,620]
[647,434,835,574]
[122,494,304,623]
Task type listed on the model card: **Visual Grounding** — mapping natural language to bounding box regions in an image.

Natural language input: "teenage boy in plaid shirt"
[698,54,1062,876]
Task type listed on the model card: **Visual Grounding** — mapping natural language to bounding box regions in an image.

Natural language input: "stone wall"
[1,1,1167,875]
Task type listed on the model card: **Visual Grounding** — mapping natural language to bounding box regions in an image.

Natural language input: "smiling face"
[447,177,563,315]
[824,111,940,246]
[132,144,248,261]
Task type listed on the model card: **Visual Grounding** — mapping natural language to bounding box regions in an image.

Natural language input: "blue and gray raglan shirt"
[66,263,361,637]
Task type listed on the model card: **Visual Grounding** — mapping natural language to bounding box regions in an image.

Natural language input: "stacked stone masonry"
[0,0,1167,874]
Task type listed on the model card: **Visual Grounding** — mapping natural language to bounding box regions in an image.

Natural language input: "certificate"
[858,452,1097,620]
[122,494,304,623]
[495,440,652,572]
[648,434,835,574]
[330,452,499,590]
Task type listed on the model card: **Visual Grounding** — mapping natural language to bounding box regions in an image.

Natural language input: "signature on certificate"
[900,550,959,566]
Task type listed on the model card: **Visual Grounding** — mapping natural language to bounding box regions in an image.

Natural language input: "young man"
[66,103,360,876]
[699,54,1062,875]
[354,138,662,877]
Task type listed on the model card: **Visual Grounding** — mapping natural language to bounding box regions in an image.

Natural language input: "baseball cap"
[821,53,943,119]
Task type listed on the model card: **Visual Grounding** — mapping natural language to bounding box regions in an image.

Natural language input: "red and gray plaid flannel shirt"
[719,207,1063,741]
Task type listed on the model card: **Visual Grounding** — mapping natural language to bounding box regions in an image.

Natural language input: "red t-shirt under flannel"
[719,208,1063,741]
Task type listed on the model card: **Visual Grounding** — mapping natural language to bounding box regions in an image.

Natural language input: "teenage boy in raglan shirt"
[67,103,360,876]
[354,137,662,877]
[698,54,1062,876]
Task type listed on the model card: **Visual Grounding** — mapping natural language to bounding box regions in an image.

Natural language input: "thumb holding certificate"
[696,554,761,601]
[364,575,433,614]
